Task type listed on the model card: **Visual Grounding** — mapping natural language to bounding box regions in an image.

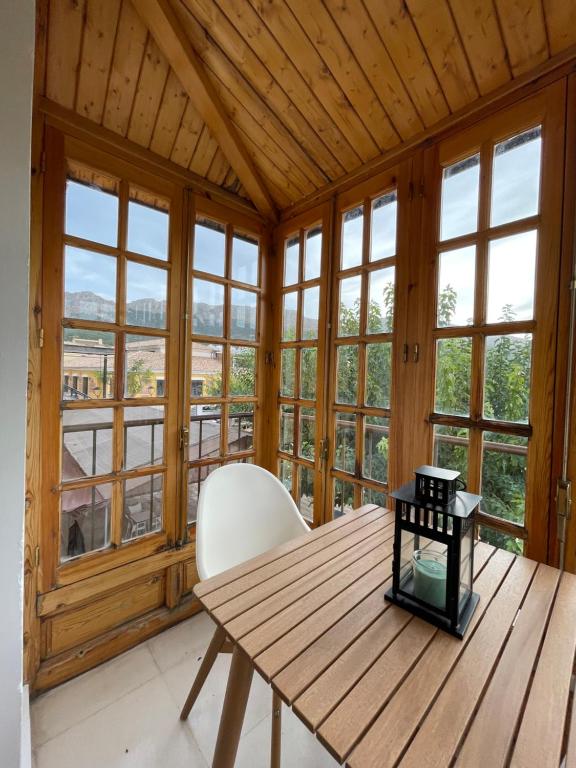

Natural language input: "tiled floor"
[31,612,340,767]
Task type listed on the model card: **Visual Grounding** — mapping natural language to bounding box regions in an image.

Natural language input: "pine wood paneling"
[544,0,576,55]
[495,0,549,76]
[149,69,188,158]
[127,35,170,147]
[46,0,85,110]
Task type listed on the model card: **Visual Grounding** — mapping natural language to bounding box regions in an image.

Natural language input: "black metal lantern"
[385,465,481,638]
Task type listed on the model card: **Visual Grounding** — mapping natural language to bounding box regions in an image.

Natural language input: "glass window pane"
[280,405,294,453]
[336,345,358,405]
[481,432,528,526]
[229,346,256,396]
[435,337,472,416]
[433,425,469,484]
[299,465,314,522]
[62,408,113,481]
[279,459,293,492]
[367,267,395,334]
[302,286,319,340]
[230,288,257,341]
[484,334,532,423]
[127,195,169,261]
[487,231,536,323]
[65,175,118,247]
[305,227,322,280]
[189,404,221,461]
[125,335,166,399]
[232,232,259,285]
[192,342,223,398]
[364,416,389,483]
[124,405,164,470]
[491,126,542,227]
[122,474,163,541]
[370,192,397,261]
[64,247,116,322]
[284,236,300,285]
[478,524,524,555]
[194,219,225,277]
[440,154,480,241]
[60,482,112,561]
[361,486,387,507]
[299,407,315,460]
[342,206,363,269]
[338,275,362,337]
[227,403,254,454]
[192,279,224,337]
[62,329,115,401]
[365,343,391,409]
[437,245,476,327]
[300,347,317,400]
[126,261,167,329]
[187,464,220,524]
[282,291,298,341]
[334,412,356,474]
[334,477,355,518]
[281,348,296,397]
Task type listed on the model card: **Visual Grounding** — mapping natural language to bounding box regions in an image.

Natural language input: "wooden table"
[194,505,576,768]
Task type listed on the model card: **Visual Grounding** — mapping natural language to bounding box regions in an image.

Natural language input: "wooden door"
[409,83,566,561]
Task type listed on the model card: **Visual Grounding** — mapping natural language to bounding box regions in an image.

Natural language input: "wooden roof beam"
[134,0,278,222]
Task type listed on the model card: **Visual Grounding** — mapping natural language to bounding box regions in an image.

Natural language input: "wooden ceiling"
[42,0,576,216]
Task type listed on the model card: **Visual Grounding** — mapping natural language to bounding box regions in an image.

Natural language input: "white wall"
[0,1,35,766]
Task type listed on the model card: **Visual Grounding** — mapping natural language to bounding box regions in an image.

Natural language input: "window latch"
[179,426,190,451]
[556,479,572,543]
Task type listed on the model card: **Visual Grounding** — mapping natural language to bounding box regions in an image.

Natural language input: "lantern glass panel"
[459,521,474,608]
[399,523,448,614]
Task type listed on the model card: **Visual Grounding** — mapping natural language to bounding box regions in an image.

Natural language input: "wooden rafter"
[133,0,278,221]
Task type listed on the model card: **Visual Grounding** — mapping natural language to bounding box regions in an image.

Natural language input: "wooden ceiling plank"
[149,69,188,158]
[46,0,86,110]
[184,0,353,177]
[284,0,399,151]
[169,99,204,168]
[134,0,278,220]
[75,0,122,123]
[405,0,480,112]
[189,126,219,178]
[323,0,424,140]
[362,0,450,127]
[494,0,549,76]
[206,148,232,187]
[543,0,576,55]
[448,0,511,95]
[126,35,170,148]
[103,0,148,137]
[244,0,379,163]
[174,0,328,189]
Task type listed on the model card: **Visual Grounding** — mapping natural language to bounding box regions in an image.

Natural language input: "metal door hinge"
[413,343,420,363]
[556,479,572,543]
[320,438,329,463]
[38,328,44,348]
[265,351,274,366]
[35,546,40,567]
[179,425,190,450]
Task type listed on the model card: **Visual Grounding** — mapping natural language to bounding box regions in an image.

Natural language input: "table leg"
[271,690,282,768]
[212,645,254,768]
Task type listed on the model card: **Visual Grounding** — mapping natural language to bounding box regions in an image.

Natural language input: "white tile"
[236,706,341,768]
[31,644,159,747]
[147,611,216,673]
[35,676,207,768]
[163,651,271,764]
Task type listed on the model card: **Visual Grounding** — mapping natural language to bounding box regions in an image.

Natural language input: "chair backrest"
[196,464,310,581]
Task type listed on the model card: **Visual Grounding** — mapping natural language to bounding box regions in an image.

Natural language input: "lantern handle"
[456,478,467,492]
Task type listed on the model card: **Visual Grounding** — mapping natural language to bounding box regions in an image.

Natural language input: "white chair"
[180,463,310,765]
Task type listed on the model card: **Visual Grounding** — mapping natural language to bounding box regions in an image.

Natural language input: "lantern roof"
[391,481,481,519]
[414,465,460,481]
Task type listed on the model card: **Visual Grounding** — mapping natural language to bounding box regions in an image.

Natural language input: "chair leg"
[271,690,282,768]
[180,625,227,721]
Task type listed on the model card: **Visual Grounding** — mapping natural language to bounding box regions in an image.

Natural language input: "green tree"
[126,358,153,397]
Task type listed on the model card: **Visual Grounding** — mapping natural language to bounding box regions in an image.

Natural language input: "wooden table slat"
[510,571,576,768]
[455,564,561,767]
[194,505,380,601]
[392,556,537,768]
[246,543,393,669]
[347,547,516,768]
[213,515,394,625]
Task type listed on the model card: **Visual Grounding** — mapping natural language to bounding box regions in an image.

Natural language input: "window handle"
[413,343,420,363]
[403,343,408,363]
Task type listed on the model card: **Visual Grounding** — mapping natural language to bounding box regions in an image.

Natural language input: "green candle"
[413,551,447,610]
